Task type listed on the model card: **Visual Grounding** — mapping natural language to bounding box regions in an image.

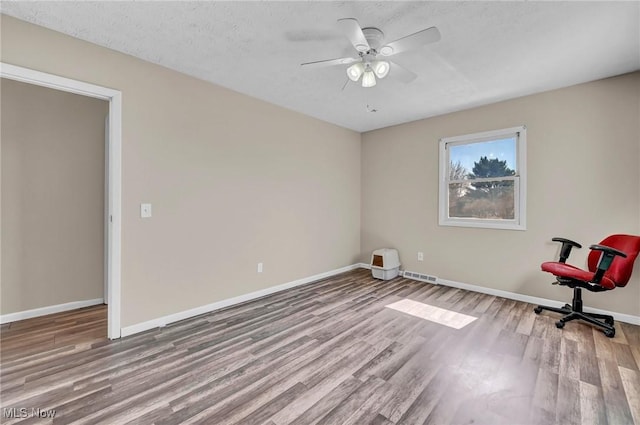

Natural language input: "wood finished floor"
[0,305,107,362]
[1,269,640,425]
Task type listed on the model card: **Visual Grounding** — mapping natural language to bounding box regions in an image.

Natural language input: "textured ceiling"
[2,1,639,132]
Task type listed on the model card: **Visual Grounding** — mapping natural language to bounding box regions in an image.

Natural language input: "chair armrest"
[551,237,582,263]
[589,244,627,284]
[552,237,582,248]
[589,244,627,259]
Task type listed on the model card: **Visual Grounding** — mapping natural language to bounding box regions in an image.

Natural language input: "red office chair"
[534,234,640,338]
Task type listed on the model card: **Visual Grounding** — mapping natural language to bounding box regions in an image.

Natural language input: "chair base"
[533,287,616,338]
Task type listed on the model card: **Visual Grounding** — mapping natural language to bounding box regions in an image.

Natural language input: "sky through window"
[449,137,516,174]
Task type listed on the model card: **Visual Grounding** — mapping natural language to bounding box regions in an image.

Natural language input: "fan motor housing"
[362,27,384,51]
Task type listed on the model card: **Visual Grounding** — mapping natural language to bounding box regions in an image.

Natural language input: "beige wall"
[362,72,640,316]
[1,78,108,314]
[0,15,362,327]
[2,14,637,326]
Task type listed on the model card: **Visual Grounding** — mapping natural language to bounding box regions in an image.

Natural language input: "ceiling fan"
[301,18,441,88]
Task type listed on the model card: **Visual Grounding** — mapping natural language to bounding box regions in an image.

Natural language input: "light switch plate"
[141,203,152,218]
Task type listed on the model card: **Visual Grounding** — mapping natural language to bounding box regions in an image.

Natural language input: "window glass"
[439,127,526,230]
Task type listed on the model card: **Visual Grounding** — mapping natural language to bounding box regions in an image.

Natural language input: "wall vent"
[403,271,438,284]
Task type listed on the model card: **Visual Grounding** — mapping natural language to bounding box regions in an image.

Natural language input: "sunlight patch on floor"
[385,299,477,329]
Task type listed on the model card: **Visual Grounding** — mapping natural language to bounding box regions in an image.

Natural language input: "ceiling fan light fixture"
[362,70,377,87]
[380,45,394,56]
[347,62,365,81]
[372,60,390,79]
[302,18,440,90]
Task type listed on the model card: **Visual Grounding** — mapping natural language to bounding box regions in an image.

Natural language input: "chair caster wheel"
[604,329,615,338]
[534,307,542,314]
[555,321,565,329]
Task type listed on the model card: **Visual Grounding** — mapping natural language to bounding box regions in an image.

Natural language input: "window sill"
[439,219,526,231]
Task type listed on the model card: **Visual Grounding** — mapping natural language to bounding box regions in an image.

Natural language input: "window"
[439,126,526,230]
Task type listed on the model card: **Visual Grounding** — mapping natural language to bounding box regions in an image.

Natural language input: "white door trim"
[1,62,123,339]
[104,116,110,305]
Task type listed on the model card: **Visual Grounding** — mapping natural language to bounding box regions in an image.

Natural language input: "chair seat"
[541,261,616,290]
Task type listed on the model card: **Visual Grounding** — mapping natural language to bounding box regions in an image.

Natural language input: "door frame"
[1,62,122,339]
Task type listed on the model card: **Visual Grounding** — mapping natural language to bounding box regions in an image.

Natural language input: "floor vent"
[403,271,438,284]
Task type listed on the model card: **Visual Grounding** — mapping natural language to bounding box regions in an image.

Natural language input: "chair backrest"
[587,234,640,287]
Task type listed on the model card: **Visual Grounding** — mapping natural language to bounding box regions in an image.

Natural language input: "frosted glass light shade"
[379,46,394,56]
[373,61,390,79]
[346,63,365,81]
[362,70,377,87]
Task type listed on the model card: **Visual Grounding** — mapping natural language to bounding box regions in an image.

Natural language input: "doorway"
[0,63,122,339]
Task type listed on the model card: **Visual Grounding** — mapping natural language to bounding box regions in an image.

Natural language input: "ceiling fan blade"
[300,57,359,68]
[390,61,417,83]
[380,26,441,56]
[337,18,370,52]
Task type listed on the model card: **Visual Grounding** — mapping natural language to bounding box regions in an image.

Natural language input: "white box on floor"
[370,248,400,280]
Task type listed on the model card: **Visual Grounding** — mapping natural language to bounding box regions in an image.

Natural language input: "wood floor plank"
[378,344,443,423]
[523,335,544,363]
[530,367,559,423]
[559,338,581,380]
[576,323,603,387]
[614,322,630,346]
[556,376,581,425]
[451,363,540,425]
[314,376,387,425]
[613,342,640,371]
[515,304,537,335]
[395,366,450,425]
[540,326,562,374]
[579,381,608,425]
[353,338,424,383]
[619,366,640,425]
[598,357,635,425]
[339,380,394,425]
[633,346,640,371]
[594,329,618,360]
[284,377,362,425]
[421,372,465,425]
[621,322,640,347]
[214,382,306,425]
[368,413,394,425]
[1,268,639,425]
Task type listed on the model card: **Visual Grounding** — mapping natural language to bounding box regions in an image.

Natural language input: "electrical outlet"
[418,252,424,261]
[257,262,263,273]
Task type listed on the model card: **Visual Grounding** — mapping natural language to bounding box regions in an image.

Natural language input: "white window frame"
[438,125,527,231]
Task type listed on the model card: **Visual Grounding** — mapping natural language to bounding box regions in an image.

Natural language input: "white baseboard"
[434,277,640,326]
[358,264,640,325]
[120,263,362,338]
[122,261,640,338]
[0,298,104,324]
